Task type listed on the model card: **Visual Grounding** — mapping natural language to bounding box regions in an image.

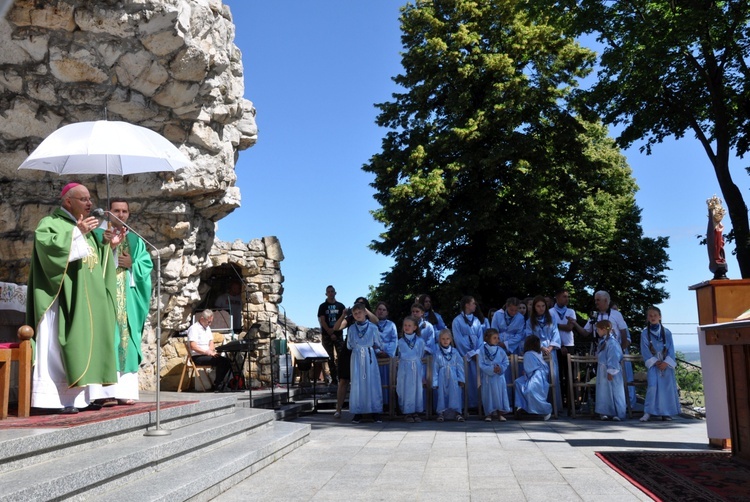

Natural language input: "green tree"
[364,0,669,322]
[561,0,750,277]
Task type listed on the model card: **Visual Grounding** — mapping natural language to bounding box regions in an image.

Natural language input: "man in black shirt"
[317,285,345,385]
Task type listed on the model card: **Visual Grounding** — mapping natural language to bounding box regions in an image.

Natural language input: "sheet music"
[290,342,329,360]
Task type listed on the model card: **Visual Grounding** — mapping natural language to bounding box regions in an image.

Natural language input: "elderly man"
[187,309,231,391]
[90,198,153,405]
[26,182,118,414]
[583,291,629,350]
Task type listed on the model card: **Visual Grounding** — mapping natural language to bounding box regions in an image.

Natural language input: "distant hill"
[679,351,701,366]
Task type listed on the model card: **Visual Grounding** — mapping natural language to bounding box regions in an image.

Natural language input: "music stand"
[289,342,329,412]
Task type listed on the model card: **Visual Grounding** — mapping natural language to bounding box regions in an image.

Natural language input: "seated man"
[187,309,231,391]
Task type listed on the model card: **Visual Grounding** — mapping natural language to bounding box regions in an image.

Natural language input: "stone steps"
[0,394,310,502]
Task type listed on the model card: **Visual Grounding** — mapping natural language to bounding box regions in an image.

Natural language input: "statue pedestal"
[690,279,750,452]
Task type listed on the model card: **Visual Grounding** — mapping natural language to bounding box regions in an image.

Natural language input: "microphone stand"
[278,305,290,404]
[102,210,170,437]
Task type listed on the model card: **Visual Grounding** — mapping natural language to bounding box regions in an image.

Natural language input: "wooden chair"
[622,353,647,419]
[0,325,33,418]
[513,353,559,419]
[567,353,598,418]
[422,355,433,419]
[178,341,214,392]
[378,356,396,417]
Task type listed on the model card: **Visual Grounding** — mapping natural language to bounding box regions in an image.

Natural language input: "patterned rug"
[596,450,750,502]
[2,401,197,429]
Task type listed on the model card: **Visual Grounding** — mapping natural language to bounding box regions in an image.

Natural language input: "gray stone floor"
[213,411,711,502]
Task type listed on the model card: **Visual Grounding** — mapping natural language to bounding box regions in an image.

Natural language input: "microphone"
[91,208,106,218]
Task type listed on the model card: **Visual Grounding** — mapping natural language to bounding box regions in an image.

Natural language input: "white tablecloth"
[0,282,27,313]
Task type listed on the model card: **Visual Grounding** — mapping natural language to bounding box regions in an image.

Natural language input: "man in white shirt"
[552,289,577,409]
[187,309,231,390]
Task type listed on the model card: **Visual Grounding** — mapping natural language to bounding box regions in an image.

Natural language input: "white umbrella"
[18,120,191,204]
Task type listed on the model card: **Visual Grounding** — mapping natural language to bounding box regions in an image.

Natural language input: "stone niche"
[0,1,313,389]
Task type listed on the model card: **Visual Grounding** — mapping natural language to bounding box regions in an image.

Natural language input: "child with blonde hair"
[479,328,510,421]
[396,316,426,423]
[432,329,465,422]
[595,320,626,421]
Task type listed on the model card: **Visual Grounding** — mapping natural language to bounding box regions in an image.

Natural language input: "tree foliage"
[363,0,669,323]
[556,0,750,277]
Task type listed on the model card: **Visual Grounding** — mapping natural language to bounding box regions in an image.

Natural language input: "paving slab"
[213,412,712,502]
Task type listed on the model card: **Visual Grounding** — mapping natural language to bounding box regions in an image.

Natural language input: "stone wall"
[0,1,309,389]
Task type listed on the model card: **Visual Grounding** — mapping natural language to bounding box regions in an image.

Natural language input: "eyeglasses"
[70,197,92,203]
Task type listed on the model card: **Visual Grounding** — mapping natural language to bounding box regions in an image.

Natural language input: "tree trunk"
[712,153,750,278]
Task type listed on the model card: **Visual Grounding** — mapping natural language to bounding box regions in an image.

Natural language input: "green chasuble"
[94,229,153,373]
[26,208,118,387]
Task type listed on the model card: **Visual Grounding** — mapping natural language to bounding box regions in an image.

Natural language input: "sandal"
[456,414,465,422]
[436,413,445,422]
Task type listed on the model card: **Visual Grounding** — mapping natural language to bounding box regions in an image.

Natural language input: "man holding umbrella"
[26,182,119,413]
[90,198,153,406]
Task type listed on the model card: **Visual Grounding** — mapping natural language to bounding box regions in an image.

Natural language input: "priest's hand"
[77,215,99,234]
[118,249,132,269]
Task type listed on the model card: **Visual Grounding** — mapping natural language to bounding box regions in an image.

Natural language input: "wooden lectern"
[690,279,750,459]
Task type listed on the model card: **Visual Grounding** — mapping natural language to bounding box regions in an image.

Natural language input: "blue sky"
[219,1,749,351]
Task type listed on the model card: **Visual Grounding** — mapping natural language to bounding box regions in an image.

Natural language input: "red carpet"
[1,401,197,429]
[596,451,750,502]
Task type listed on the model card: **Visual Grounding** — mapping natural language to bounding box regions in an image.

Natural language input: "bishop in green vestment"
[26,183,118,412]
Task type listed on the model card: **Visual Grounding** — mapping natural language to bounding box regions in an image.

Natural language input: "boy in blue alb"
[514,335,552,420]
[640,306,681,422]
[478,328,511,421]
[451,296,484,409]
[347,303,383,423]
[396,316,426,422]
[594,320,626,421]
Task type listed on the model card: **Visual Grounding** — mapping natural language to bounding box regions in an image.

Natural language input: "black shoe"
[352,414,362,424]
[60,406,79,414]
[373,414,382,423]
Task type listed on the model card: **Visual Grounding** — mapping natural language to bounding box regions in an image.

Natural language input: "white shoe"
[543,413,551,421]
[640,413,651,422]
[612,416,621,422]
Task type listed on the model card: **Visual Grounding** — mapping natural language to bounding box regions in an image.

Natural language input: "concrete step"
[90,420,309,502]
[0,394,238,475]
[0,395,310,502]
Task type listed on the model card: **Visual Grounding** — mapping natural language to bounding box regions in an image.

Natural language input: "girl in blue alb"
[347,303,383,424]
[514,335,552,419]
[491,297,526,356]
[640,306,681,422]
[374,301,398,407]
[524,296,562,412]
[433,329,465,422]
[411,302,436,355]
[418,294,447,331]
[451,296,484,409]
[594,320,626,421]
[396,316,426,423]
[478,328,510,421]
